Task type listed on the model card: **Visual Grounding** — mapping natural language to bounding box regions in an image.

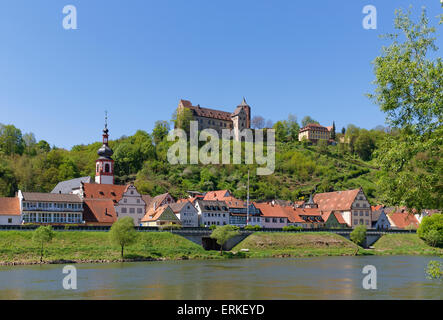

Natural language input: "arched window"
[105,163,110,173]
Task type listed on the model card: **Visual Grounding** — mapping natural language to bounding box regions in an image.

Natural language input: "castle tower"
[238,97,251,129]
[95,113,114,185]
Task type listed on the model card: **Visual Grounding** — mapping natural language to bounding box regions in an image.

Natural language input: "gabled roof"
[82,183,127,203]
[299,123,329,132]
[195,199,229,211]
[145,193,174,211]
[169,201,192,213]
[203,190,231,201]
[322,210,347,225]
[51,176,91,194]
[141,205,179,222]
[21,192,83,203]
[387,211,420,229]
[0,197,20,216]
[223,196,245,208]
[314,188,361,211]
[83,199,117,225]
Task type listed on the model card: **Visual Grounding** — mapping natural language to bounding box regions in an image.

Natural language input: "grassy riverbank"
[232,232,363,258]
[371,234,443,256]
[1,231,441,265]
[0,231,225,265]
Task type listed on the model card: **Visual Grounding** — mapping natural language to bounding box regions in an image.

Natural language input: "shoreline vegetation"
[0,231,441,266]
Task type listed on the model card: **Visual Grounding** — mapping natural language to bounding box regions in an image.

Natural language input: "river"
[0,256,441,299]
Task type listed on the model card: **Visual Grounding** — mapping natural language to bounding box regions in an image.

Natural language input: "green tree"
[0,160,17,196]
[210,225,240,255]
[331,121,336,141]
[37,140,51,153]
[368,7,442,211]
[301,116,319,128]
[152,121,170,145]
[109,217,138,259]
[0,124,25,155]
[32,226,55,263]
[350,225,366,247]
[417,214,443,247]
[273,121,288,142]
[287,114,300,141]
[354,130,376,160]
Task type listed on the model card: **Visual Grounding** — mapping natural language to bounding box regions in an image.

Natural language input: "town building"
[371,205,391,230]
[386,210,420,230]
[18,191,83,224]
[194,199,230,227]
[169,201,199,227]
[80,183,146,226]
[176,98,251,141]
[141,205,181,227]
[298,123,331,143]
[203,190,262,227]
[253,202,290,229]
[314,188,372,228]
[82,199,117,226]
[0,197,21,225]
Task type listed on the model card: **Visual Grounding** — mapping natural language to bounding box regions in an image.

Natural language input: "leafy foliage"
[210,225,240,254]
[350,225,367,247]
[109,217,138,258]
[417,214,443,248]
[369,7,442,212]
[32,225,55,262]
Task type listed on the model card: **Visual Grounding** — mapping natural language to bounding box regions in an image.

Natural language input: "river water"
[0,256,441,299]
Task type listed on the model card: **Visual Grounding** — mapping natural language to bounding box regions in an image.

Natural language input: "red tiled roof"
[223,196,245,208]
[203,190,231,201]
[299,123,329,132]
[83,199,117,225]
[387,212,420,229]
[253,202,290,218]
[314,188,361,211]
[371,205,384,211]
[322,210,347,225]
[146,193,174,211]
[141,204,179,222]
[0,197,20,216]
[82,183,126,203]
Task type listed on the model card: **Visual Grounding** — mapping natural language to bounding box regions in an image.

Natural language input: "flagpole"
[246,170,250,226]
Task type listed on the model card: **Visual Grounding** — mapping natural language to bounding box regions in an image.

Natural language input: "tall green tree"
[152,121,170,145]
[109,217,138,259]
[33,226,55,263]
[0,124,25,155]
[368,7,443,211]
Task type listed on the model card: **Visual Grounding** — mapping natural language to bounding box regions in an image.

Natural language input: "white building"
[169,201,199,227]
[194,200,230,227]
[0,197,22,225]
[18,191,83,224]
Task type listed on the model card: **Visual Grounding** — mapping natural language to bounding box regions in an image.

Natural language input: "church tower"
[95,113,114,185]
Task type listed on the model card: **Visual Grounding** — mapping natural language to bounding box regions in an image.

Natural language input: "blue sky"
[0,0,441,149]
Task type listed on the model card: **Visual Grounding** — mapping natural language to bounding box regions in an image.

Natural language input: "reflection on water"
[0,256,441,300]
